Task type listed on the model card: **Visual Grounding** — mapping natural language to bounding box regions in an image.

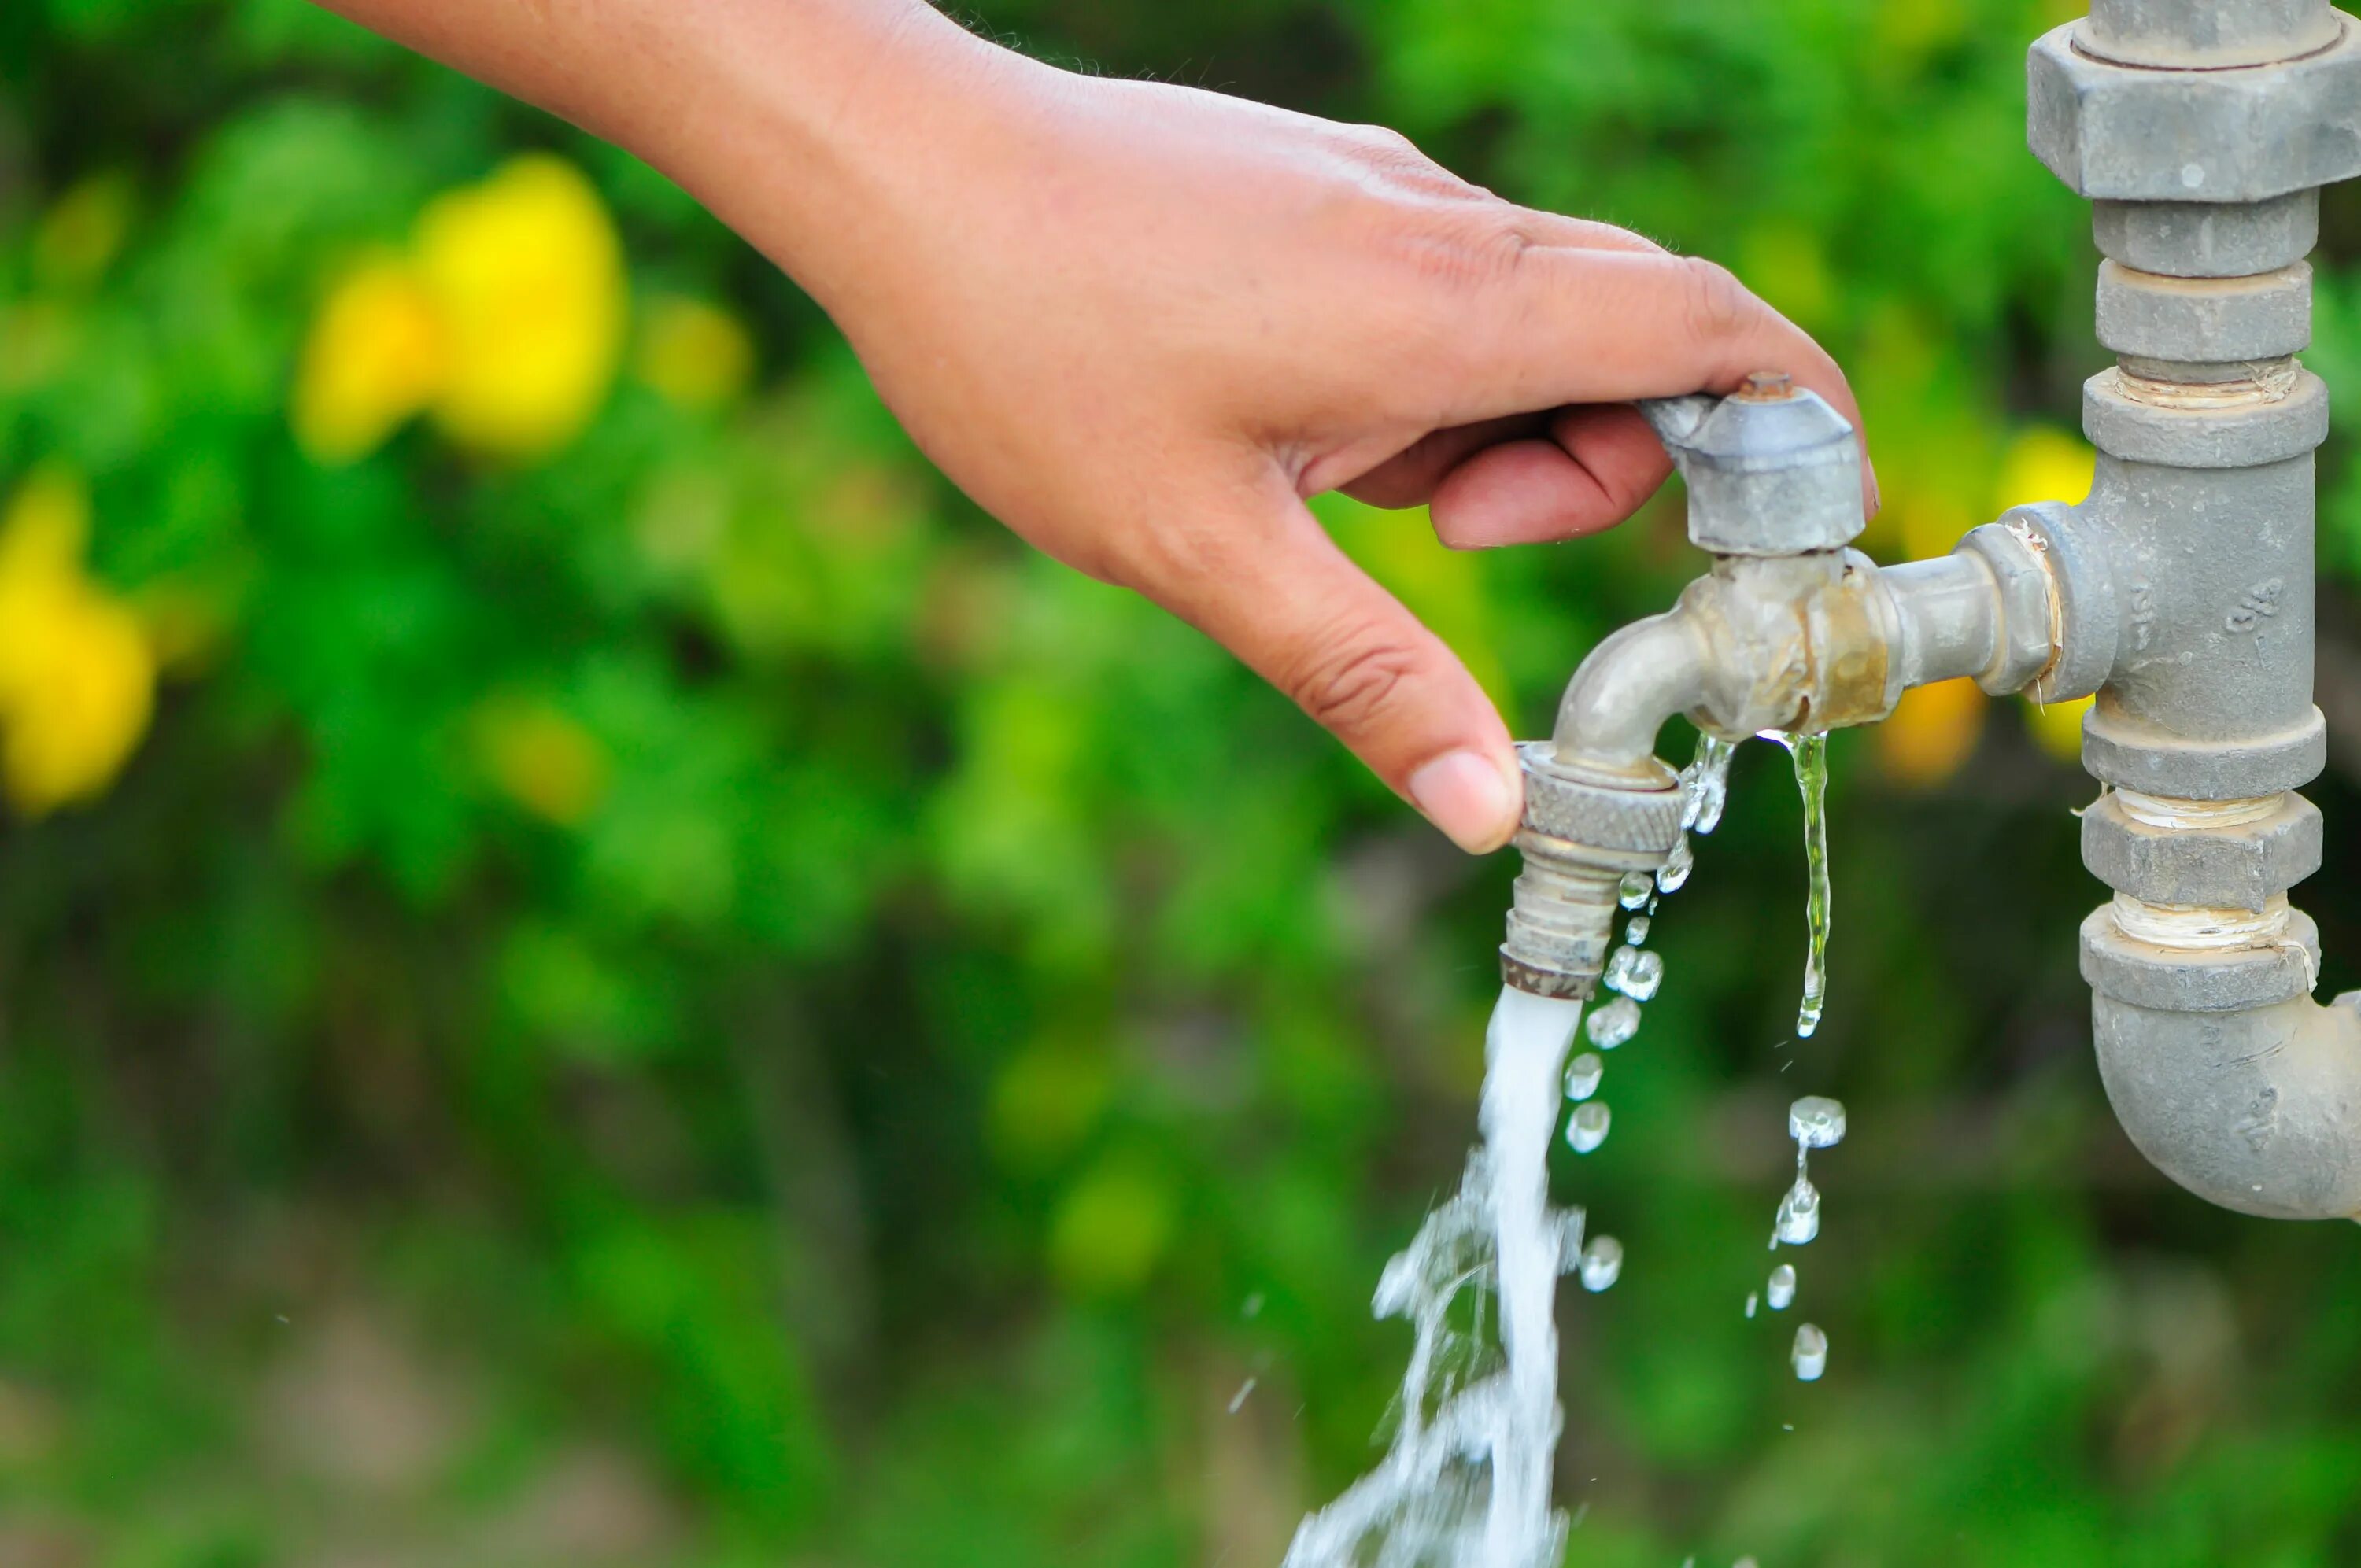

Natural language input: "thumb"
[1132,479,1521,853]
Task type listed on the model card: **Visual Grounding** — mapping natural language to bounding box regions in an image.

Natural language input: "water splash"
[1768,1092,1845,1253]
[1604,946,1664,1002]
[1291,736,1749,1565]
[1565,1101,1611,1155]
[1656,835,1696,895]
[1768,730,1832,1037]
[1576,1235,1623,1293]
[1584,996,1641,1050]
[1788,1095,1846,1149]
[1283,988,1584,1568]
[1791,1323,1830,1382]
[1682,733,1738,833]
[1771,1178,1822,1246]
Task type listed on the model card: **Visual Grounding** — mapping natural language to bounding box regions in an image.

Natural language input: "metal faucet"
[1506,0,2361,1223]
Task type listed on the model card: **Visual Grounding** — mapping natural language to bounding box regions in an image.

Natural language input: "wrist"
[652,1,1036,304]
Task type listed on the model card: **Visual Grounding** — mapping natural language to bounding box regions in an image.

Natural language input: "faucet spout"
[1545,611,1711,787]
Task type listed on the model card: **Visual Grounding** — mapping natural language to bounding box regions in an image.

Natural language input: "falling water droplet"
[1604,946,1665,1002]
[1772,1177,1821,1247]
[1656,835,1695,894]
[1682,733,1738,834]
[1772,730,1832,1037]
[1578,1235,1623,1293]
[1566,1101,1612,1154]
[1586,996,1642,1050]
[1618,871,1654,909]
[1564,1051,1604,1101]
[1744,1293,1759,1319]
[1791,1323,1829,1382]
[1767,1264,1797,1311]
[1625,913,1651,946]
[1787,1095,1847,1150]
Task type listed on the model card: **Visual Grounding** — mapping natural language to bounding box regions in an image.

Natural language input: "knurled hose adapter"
[1499,742,1687,999]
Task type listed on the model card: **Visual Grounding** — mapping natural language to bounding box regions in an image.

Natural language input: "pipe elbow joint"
[2086,907,2361,1220]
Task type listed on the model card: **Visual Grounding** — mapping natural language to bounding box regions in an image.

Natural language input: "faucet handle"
[1637,374,1864,558]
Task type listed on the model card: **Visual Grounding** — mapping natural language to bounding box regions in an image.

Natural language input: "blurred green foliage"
[6,0,2361,1562]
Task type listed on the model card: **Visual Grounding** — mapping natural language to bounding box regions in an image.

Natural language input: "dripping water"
[1768,730,1832,1038]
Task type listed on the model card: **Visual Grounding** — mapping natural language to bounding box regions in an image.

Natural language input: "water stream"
[1280,987,1586,1568]
[1285,736,1738,1566]
[1771,732,1831,1039]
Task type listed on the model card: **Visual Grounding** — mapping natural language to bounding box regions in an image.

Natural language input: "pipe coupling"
[1499,743,1683,999]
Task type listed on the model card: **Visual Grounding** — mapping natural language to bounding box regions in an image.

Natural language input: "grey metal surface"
[1515,743,1688,848]
[2028,17,2361,203]
[2022,3,2361,1219]
[2080,790,2324,909]
[1542,614,1707,784]
[2081,0,2340,68]
[2094,260,2312,363]
[2080,369,2327,467]
[1503,380,2045,998]
[2091,989,2361,1219]
[2082,704,2329,796]
[2069,446,2320,766]
[1997,503,2119,703]
[2082,903,2318,1013]
[1636,379,1864,556]
[2093,194,2319,277]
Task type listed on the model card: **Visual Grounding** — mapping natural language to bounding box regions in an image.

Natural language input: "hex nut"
[2081,789,2323,909]
[2095,260,2312,363]
[1991,502,2119,705]
[2093,192,2319,277]
[2029,17,2361,203]
[1958,520,2060,694]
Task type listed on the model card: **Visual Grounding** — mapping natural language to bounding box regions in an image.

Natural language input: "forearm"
[309,0,1014,297]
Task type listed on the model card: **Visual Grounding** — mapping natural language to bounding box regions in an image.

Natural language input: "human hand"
[318,0,1872,853]
[719,35,1872,851]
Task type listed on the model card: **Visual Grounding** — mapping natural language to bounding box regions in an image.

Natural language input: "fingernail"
[1408,750,1520,854]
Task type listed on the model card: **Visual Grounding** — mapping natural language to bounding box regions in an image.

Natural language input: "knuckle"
[1676,255,1759,346]
[1284,630,1422,734]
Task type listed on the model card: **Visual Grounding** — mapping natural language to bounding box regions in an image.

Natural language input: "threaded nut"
[1516,745,1685,854]
[2081,789,2322,910]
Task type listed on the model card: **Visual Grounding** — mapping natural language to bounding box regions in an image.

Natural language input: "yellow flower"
[1993,426,2096,515]
[415,155,626,458]
[636,294,755,410]
[1876,677,1986,788]
[469,694,611,826]
[290,253,447,464]
[0,468,157,816]
[2024,692,2094,764]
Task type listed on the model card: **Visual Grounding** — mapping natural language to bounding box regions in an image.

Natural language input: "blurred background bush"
[6,0,2361,1562]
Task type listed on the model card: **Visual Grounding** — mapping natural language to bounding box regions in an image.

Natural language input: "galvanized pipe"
[2029,5,2361,1218]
